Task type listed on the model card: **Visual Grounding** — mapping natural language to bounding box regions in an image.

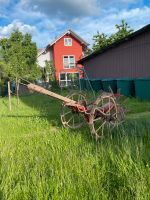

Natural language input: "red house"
[38,29,89,87]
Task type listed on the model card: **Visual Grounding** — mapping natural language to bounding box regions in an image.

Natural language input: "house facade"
[38,30,89,87]
[78,24,150,79]
[37,48,52,68]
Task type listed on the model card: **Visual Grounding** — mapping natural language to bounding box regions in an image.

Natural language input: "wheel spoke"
[89,94,124,139]
[66,116,73,124]
[63,110,72,116]
[93,116,102,122]
[96,121,106,133]
[61,92,87,129]
[72,116,75,127]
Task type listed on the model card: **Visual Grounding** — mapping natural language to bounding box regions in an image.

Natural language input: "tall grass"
[0,94,150,200]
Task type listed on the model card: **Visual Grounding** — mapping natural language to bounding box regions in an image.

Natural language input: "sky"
[0,0,150,48]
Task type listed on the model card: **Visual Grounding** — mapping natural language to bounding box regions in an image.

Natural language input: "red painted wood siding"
[52,34,84,80]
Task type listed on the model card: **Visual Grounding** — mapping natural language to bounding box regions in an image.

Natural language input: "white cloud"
[20,0,99,19]
[11,3,44,21]
[0,20,36,38]
[1,1,149,49]
[73,6,150,47]
[0,19,58,47]
[16,0,144,25]
[20,0,142,20]
[25,6,150,48]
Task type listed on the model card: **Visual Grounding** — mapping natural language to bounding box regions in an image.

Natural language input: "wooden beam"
[27,83,77,104]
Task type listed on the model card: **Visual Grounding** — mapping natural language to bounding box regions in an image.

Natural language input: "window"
[59,72,79,87]
[63,55,75,69]
[64,38,72,46]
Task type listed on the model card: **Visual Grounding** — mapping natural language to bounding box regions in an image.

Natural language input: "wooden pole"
[8,81,11,111]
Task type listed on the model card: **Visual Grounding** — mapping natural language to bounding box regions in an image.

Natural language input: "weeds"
[0,94,150,200]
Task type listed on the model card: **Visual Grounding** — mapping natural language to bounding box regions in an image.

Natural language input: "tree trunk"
[8,81,11,111]
[16,77,20,105]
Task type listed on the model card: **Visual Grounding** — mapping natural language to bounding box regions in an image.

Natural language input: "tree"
[92,32,109,51]
[112,20,134,42]
[92,20,134,51]
[0,30,41,81]
[42,60,56,82]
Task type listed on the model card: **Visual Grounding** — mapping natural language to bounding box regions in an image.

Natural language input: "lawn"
[0,92,150,200]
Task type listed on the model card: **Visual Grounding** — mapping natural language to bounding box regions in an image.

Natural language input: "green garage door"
[134,78,150,100]
[90,78,103,92]
[80,78,86,90]
[117,78,134,97]
[102,79,117,93]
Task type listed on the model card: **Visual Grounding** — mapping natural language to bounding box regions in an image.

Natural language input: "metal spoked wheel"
[61,92,87,129]
[89,93,122,140]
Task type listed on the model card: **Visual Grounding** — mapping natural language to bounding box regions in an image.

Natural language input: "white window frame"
[64,38,72,46]
[59,72,80,87]
[63,55,75,69]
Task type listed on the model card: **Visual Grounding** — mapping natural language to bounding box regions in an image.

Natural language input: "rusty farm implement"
[22,81,125,140]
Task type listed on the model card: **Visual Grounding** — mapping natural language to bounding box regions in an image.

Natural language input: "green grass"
[0,94,150,200]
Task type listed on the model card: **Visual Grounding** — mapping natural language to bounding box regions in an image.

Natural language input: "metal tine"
[109,86,115,97]
[96,121,106,136]
[93,116,102,122]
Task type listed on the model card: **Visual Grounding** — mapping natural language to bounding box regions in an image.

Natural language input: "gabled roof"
[37,48,46,57]
[46,29,89,49]
[78,24,150,64]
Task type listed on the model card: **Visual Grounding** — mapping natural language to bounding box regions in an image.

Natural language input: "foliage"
[112,20,134,42]
[92,20,134,51]
[41,60,56,84]
[92,32,112,51]
[0,61,6,77]
[0,61,9,96]
[0,30,41,80]
[0,95,150,199]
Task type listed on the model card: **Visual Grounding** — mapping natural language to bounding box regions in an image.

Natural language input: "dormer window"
[64,38,72,46]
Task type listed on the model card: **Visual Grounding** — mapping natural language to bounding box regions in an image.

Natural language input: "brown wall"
[83,31,150,79]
